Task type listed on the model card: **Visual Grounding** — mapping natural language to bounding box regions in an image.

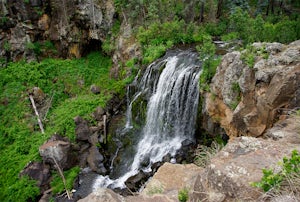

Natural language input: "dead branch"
[29,95,45,134]
[52,157,71,200]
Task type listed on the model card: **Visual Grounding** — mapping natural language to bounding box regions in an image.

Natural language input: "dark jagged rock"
[75,116,91,141]
[0,0,115,61]
[92,107,105,121]
[125,170,151,192]
[20,162,51,193]
[87,146,107,175]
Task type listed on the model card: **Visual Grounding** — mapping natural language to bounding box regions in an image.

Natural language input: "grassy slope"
[0,52,130,201]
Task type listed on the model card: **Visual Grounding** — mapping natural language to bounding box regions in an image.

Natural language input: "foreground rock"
[141,163,203,200]
[78,188,124,202]
[191,116,300,202]
[203,40,300,138]
[79,163,202,202]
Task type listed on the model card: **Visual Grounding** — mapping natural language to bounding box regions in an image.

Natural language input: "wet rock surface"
[87,146,107,175]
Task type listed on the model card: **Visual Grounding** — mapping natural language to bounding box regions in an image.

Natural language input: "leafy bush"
[137,20,216,64]
[252,150,300,193]
[205,21,227,37]
[221,32,239,42]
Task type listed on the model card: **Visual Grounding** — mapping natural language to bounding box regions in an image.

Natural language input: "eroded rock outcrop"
[191,115,300,202]
[203,40,300,138]
[0,0,115,61]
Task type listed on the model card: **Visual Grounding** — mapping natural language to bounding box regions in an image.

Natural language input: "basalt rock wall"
[0,0,115,61]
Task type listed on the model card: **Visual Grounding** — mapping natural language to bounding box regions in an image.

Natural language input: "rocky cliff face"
[203,40,300,138]
[0,0,115,61]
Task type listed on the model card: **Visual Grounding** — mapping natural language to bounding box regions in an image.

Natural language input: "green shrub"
[205,22,227,37]
[221,32,238,42]
[2,176,40,201]
[252,150,300,193]
[274,20,298,43]
[229,8,253,44]
[3,40,11,51]
[178,188,189,202]
[146,185,164,196]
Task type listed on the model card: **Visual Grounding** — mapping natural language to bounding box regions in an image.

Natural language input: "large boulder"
[203,40,300,138]
[191,116,300,201]
[39,135,77,170]
[141,162,203,201]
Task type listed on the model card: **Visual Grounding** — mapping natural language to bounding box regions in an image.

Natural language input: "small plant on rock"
[194,141,224,168]
[252,150,300,195]
[178,187,189,202]
[146,185,164,196]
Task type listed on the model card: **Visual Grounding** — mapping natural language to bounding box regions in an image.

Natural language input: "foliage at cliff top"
[0,52,131,201]
[133,4,299,65]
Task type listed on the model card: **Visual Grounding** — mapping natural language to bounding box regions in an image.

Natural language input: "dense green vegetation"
[0,52,130,201]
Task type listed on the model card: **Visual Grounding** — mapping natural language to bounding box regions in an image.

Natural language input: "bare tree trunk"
[29,95,45,134]
[216,0,223,19]
[267,0,275,15]
[207,0,216,22]
[200,1,205,22]
[103,114,107,144]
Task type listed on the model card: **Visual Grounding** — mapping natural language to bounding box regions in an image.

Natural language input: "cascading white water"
[93,50,201,190]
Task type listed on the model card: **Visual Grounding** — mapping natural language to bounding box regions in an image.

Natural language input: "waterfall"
[93,50,202,190]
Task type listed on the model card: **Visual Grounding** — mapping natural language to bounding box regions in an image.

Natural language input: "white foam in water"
[93,50,201,191]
